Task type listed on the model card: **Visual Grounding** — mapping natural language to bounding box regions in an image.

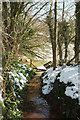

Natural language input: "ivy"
[2,61,35,119]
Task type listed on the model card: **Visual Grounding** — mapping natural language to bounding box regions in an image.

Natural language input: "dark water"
[22,72,64,119]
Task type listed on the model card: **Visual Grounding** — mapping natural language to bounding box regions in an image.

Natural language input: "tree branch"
[66,50,80,65]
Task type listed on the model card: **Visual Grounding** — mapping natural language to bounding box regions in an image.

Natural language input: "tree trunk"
[57,31,62,65]
[64,36,68,63]
[62,1,68,63]
[62,0,65,21]
[66,50,80,65]
[53,0,57,69]
[2,2,8,49]
[75,2,80,63]
[47,0,57,70]
[58,1,64,65]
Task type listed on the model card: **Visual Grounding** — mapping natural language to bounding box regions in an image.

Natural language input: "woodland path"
[22,72,50,119]
[22,71,64,120]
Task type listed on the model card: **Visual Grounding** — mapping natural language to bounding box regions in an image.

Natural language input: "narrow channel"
[22,71,64,119]
[22,71,50,119]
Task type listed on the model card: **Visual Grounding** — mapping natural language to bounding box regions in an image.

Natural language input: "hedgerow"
[2,61,35,119]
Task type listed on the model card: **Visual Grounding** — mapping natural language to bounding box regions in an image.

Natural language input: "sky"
[31,0,75,22]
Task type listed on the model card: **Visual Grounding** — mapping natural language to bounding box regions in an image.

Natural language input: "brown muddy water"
[22,72,64,120]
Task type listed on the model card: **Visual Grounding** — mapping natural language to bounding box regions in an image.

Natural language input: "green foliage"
[2,61,35,119]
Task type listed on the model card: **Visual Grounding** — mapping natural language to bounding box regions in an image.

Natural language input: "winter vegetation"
[0,0,80,119]
[41,64,80,119]
[42,65,79,99]
[0,61,35,119]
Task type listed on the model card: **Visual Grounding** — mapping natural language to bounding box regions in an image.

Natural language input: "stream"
[22,72,64,119]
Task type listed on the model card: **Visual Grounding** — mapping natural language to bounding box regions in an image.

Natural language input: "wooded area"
[0,0,80,119]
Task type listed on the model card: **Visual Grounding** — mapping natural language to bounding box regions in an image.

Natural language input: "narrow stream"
[22,72,64,119]
[22,72,50,119]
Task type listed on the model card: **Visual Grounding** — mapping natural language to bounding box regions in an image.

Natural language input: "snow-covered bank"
[1,62,35,118]
[42,65,79,100]
[42,66,61,95]
[37,65,46,70]
[0,62,35,102]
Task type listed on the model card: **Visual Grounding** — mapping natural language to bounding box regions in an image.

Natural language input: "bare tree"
[75,1,80,63]
[62,0,65,21]
[53,0,57,69]
[46,0,57,70]
[57,1,65,65]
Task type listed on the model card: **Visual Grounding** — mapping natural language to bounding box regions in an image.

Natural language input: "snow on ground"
[35,43,74,62]
[37,65,46,70]
[42,66,62,95]
[59,66,78,99]
[42,65,79,100]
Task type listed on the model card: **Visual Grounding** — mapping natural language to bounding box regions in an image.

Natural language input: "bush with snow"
[2,61,35,119]
[41,65,80,119]
[42,65,79,99]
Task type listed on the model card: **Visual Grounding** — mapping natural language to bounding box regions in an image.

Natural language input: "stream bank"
[22,71,68,119]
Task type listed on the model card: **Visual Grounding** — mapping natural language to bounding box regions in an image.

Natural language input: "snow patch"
[42,66,61,95]
[42,65,79,100]
[0,90,3,102]
[37,65,46,70]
